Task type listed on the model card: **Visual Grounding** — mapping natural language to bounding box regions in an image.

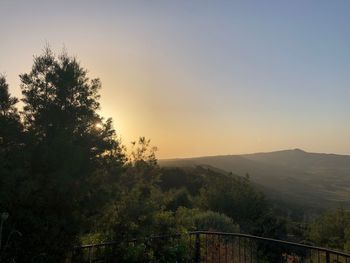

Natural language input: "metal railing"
[71,231,350,262]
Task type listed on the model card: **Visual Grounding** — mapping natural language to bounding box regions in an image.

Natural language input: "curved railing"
[72,231,350,262]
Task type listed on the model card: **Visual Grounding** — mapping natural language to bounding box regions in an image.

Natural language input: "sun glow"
[94,122,103,130]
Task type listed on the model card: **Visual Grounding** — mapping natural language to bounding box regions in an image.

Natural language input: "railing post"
[88,246,92,263]
[326,251,330,263]
[195,232,201,263]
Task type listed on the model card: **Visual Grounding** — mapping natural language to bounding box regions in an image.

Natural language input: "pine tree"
[15,48,124,261]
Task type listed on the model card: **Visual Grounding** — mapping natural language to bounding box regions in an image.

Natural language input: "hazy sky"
[1,0,350,158]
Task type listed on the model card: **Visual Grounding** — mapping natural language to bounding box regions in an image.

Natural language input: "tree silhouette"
[3,47,125,261]
[0,75,21,145]
[0,75,24,262]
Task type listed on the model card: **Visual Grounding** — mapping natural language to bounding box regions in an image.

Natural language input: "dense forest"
[0,48,349,262]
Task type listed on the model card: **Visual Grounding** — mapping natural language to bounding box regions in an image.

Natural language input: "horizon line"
[159,148,350,160]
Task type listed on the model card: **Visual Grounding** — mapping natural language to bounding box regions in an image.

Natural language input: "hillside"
[159,149,350,210]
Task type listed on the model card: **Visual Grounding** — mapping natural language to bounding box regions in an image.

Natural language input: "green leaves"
[308,208,350,251]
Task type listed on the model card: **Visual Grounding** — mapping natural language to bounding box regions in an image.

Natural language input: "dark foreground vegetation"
[0,48,349,262]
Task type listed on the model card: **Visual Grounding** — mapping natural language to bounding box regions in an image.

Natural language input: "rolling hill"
[159,149,350,210]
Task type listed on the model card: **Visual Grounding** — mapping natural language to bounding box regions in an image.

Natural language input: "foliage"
[175,207,239,233]
[198,171,286,238]
[308,208,350,251]
[164,188,193,211]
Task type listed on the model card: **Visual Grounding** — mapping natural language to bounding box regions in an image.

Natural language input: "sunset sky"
[1,1,350,158]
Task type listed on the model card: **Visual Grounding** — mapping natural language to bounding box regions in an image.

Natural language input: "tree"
[12,47,124,261]
[100,138,162,241]
[0,74,23,209]
[0,75,21,145]
[308,208,350,251]
[0,76,24,262]
[199,173,286,238]
[175,207,239,233]
[0,75,18,115]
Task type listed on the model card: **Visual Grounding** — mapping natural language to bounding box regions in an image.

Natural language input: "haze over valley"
[160,149,350,210]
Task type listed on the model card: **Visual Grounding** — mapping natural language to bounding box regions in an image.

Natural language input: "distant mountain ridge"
[159,149,350,209]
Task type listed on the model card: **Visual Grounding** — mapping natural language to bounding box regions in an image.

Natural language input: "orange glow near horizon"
[2,1,350,159]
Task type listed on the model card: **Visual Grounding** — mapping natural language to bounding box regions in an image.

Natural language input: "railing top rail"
[75,230,350,257]
[190,231,350,257]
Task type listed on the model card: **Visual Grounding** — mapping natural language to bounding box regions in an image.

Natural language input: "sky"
[1,0,350,158]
